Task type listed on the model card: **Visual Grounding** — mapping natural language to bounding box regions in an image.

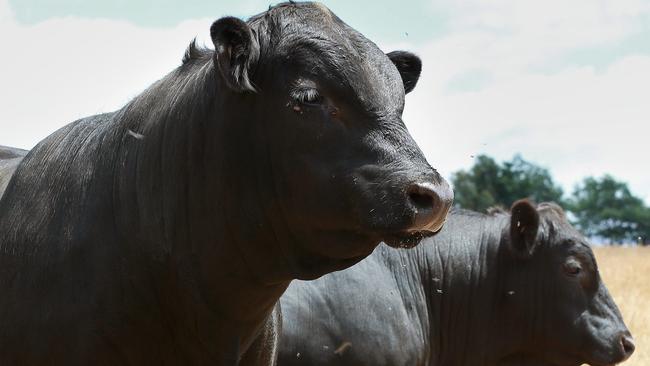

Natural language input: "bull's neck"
[414,212,517,365]
[111,58,290,354]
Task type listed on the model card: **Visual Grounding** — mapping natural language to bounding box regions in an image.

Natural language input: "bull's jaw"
[280,230,380,281]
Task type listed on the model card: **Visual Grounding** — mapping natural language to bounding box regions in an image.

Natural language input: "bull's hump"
[311,2,334,21]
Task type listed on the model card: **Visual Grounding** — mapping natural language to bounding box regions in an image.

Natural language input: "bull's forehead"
[541,211,590,248]
[251,2,405,115]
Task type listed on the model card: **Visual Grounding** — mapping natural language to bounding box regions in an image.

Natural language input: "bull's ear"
[509,199,540,258]
[387,51,422,94]
[210,17,260,93]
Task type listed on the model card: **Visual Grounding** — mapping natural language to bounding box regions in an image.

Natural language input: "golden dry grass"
[593,246,650,366]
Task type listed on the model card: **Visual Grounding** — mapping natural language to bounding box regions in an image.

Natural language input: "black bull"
[0,2,453,365]
[279,201,635,366]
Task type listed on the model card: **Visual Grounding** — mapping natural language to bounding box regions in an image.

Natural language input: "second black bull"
[280,201,634,366]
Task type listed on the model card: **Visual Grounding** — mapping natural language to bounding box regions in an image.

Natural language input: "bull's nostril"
[407,182,442,231]
[407,183,438,212]
[409,191,434,210]
[406,181,453,232]
[621,335,635,357]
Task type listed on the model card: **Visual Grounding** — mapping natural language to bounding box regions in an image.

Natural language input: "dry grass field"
[593,246,650,366]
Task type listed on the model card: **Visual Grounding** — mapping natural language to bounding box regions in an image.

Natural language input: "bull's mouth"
[383,229,438,249]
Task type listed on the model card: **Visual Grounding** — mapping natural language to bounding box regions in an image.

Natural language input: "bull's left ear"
[387,51,422,94]
[509,199,540,258]
[210,16,260,93]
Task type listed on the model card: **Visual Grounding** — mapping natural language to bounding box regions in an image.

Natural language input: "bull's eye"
[563,260,582,276]
[292,88,323,106]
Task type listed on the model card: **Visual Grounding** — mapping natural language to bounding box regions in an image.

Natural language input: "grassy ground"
[593,246,650,366]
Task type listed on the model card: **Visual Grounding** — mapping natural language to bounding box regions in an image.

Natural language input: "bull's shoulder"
[0,112,120,247]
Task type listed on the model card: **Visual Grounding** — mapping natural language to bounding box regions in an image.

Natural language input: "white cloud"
[0,1,214,148]
[406,54,650,198]
[403,0,650,200]
[436,0,649,43]
[421,0,650,81]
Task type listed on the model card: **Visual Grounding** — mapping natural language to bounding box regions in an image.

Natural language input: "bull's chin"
[288,231,380,280]
[520,352,617,366]
[383,229,437,249]
[583,358,623,366]
[498,352,584,366]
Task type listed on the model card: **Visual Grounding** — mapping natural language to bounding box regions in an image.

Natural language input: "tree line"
[452,154,649,244]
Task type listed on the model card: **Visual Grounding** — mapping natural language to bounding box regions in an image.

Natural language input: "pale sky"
[1,0,649,201]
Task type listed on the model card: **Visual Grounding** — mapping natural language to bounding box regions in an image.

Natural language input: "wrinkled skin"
[279,201,634,366]
[0,2,452,365]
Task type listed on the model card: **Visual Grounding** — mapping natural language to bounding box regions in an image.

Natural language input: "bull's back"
[0,146,27,200]
[0,146,27,161]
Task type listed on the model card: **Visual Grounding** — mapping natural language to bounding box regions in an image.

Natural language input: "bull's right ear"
[387,51,422,94]
[509,199,540,258]
[210,17,260,93]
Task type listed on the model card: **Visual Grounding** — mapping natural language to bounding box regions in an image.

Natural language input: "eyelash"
[292,88,323,105]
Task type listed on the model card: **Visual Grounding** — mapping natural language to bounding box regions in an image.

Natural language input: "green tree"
[569,175,650,244]
[451,154,564,212]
